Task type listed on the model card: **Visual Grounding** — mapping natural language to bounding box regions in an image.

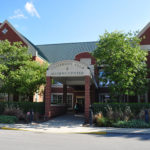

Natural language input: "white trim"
[52,84,63,88]
[47,60,91,77]
[140,45,150,50]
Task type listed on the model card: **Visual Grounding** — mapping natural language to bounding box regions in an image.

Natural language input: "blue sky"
[1,0,150,45]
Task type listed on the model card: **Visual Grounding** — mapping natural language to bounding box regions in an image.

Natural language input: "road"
[0,130,150,150]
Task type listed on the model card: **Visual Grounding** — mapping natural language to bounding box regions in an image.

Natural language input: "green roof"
[36,41,98,63]
[21,35,49,62]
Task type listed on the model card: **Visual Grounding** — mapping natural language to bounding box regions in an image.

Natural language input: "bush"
[0,115,18,124]
[93,103,150,127]
[92,103,150,119]
[113,120,150,128]
[0,102,44,115]
[94,112,113,127]
[0,102,5,114]
[96,117,108,127]
[3,105,25,120]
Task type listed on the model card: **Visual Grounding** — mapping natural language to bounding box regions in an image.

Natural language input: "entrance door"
[76,96,85,113]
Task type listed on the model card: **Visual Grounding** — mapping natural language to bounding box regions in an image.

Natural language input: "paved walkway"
[1,114,150,134]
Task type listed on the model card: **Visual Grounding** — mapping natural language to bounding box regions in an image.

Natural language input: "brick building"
[0,20,150,121]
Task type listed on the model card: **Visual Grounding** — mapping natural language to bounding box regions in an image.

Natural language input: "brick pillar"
[45,76,52,118]
[63,84,67,105]
[91,84,95,104]
[85,76,91,123]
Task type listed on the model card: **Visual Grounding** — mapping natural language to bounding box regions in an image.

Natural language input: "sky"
[1,0,150,45]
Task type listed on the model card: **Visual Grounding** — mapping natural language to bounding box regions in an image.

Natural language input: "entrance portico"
[45,60,95,122]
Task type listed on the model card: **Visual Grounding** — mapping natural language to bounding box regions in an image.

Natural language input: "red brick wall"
[50,105,66,117]
[0,23,27,46]
[45,76,51,118]
[85,76,90,123]
[140,26,150,45]
[52,87,74,93]
[140,28,150,77]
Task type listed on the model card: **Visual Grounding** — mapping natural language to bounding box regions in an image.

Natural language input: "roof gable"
[0,20,37,56]
[0,20,47,61]
[138,22,150,45]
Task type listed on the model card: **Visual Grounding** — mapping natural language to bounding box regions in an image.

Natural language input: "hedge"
[0,102,45,115]
[0,115,18,124]
[92,103,150,115]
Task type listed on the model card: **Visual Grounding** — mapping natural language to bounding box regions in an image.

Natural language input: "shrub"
[0,102,5,114]
[96,117,108,127]
[0,115,18,124]
[113,120,150,128]
[0,102,44,115]
[92,103,150,120]
[94,112,103,123]
[3,105,25,120]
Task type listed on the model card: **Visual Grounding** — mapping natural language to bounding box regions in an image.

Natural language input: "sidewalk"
[1,114,150,134]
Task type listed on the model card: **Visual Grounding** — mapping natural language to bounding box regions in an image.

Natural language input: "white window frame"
[51,93,73,109]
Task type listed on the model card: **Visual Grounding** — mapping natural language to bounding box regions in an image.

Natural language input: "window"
[52,80,63,87]
[51,94,63,104]
[2,28,8,34]
[99,69,108,87]
[99,93,110,103]
[35,92,39,102]
[51,94,73,108]
[80,58,91,66]
[138,93,148,103]
[99,69,114,87]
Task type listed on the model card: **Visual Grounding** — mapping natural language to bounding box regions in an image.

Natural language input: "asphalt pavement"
[0,130,150,150]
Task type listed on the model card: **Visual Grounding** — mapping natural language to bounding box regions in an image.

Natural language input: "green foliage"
[0,40,48,99]
[0,115,18,124]
[96,117,108,127]
[92,103,150,116]
[0,102,45,115]
[113,120,150,128]
[93,31,148,96]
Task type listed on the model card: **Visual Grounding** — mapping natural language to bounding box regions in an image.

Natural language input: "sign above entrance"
[47,60,91,77]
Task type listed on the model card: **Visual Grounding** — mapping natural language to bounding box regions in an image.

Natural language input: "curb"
[0,126,28,131]
[1,127,150,135]
[77,131,107,134]
[0,126,106,134]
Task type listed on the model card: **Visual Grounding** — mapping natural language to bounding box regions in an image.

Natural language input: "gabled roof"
[0,20,47,61]
[21,35,49,62]
[36,41,98,63]
[138,22,150,37]
[0,20,97,63]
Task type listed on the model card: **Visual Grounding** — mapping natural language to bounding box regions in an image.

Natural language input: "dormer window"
[2,28,8,34]
[80,58,91,66]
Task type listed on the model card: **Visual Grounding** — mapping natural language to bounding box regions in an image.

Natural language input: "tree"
[0,40,48,101]
[93,31,148,98]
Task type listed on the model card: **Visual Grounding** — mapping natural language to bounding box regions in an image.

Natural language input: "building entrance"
[45,60,95,122]
[76,96,85,113]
